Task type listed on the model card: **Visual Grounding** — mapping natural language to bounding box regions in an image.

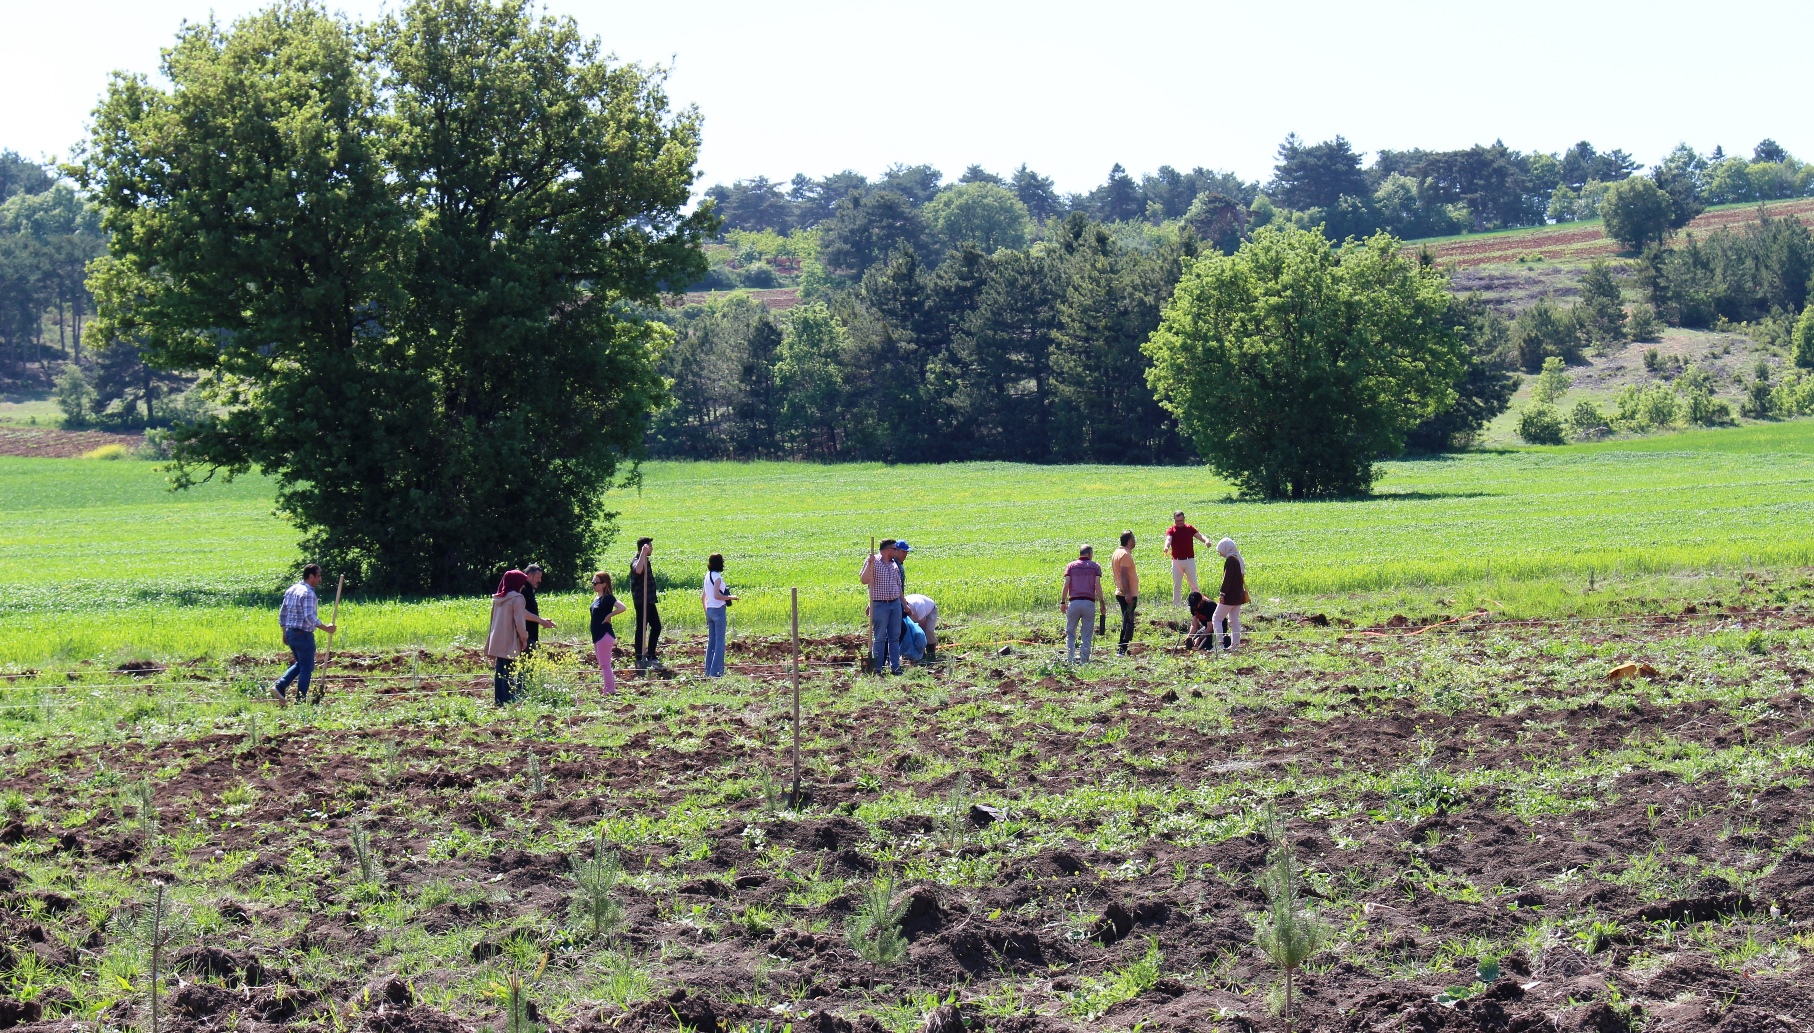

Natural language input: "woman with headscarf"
[1213,538,1247,651]
[486,569,531,704]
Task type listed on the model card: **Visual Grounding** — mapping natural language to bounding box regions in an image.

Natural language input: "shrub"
[54,365,94,428]
[83,443,130,461]
[1626,303,1662,342]
[1771,371,1814,416]
[1517,404,1567,445]
[1614,383,1681,430]
[1568,400,1610,437]
[739,262,780,288]
[1531,356,1571,404]
[1795,306,1814,369]
[1511,298,1584,371]
[1576,260,1627,345]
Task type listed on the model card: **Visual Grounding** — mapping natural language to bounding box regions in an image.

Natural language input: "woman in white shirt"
[702,553,738,677]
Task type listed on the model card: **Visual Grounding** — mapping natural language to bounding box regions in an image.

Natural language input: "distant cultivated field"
[1411,198,1814,268]
[9,419,1814,663]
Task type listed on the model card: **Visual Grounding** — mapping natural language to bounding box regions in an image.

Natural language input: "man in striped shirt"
[860,539,905,675]
[273,564,336,705]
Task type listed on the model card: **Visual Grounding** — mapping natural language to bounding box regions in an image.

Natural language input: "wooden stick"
[317,575,344,701]
[790,587,801,806]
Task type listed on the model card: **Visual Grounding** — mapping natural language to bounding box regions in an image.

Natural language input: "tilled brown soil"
[0,427,143,458]
[1,614,1811,1033]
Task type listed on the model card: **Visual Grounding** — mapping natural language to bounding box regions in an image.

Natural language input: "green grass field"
[8,419,1814,665]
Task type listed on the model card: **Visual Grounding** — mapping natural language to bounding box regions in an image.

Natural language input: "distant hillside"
[1412,198,1814,268]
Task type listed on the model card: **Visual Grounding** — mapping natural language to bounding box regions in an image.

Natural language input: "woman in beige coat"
[486,570,530,704]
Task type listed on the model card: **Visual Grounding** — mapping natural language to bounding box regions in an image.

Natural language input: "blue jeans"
[871,598,902,674]
[704,607,727,677]
[275,628,316,699]
[493,657,516,705]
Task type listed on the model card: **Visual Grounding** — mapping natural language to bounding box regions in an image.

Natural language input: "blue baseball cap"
[894,540,912,552]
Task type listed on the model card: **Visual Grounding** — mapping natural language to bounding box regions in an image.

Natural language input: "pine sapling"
[490,951,546,1033]
[940,773,973,849]
[569,826,626,939]
[114,880,188,1033]
[135,779,160,843]
[526,752,545,796]
[1250,808,1329,1032]
[349,823,385,886]
[846,877,908,968]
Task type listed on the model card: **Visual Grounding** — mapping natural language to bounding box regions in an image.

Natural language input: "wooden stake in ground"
[314,575,344,703]
[790,587,802,806]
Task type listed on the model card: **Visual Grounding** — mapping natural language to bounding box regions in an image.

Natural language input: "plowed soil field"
[2,586,1812,1033]
[1419,199,1814,268]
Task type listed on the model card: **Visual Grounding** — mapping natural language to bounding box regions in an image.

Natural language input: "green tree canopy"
[924,182,1031,254]
[1145,225,1464,498]
[1601,177,1674,250]
[81,0,712,592]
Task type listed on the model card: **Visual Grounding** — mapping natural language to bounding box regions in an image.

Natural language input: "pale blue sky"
[2,0,1808,193]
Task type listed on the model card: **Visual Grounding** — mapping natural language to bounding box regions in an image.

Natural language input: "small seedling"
[0,790,27,820]
[569,826,626,939]
[846,877,908,966]
[244,712,261,752]
[490,951,546,1033]
[135,779,160,841]
[1250,806,1329,1032]
[940,773,973,849]
[113,881,190,1033]
[349,823,385,886]
[381,741,403,781]
[526,751,545,796]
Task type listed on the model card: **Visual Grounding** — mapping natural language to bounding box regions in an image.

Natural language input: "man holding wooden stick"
[273,563,336,706]
[860,538,905,675]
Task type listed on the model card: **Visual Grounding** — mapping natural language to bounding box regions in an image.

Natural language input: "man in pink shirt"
[1161,510,1209,606]
[1060,545,1105,663]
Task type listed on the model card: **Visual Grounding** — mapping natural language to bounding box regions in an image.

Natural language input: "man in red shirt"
[1161,510,1209,606]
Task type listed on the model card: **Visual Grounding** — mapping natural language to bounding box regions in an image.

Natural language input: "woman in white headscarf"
[1213,537,1247,651]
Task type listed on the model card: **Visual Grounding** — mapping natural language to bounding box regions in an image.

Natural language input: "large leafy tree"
[924,182,1031,254]
[1145,225,1464,498]
[82,0,711,592]
[818,190,930,278]
[1600,177,1674,250]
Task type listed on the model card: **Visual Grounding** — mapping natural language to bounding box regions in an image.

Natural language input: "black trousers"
[633,603,662,662]
[1116,595,1137,650]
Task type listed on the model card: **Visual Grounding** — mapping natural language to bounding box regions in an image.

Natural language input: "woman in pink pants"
[590,571,627,694]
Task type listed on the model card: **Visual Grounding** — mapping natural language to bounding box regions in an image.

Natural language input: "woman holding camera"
[702,553,738,678]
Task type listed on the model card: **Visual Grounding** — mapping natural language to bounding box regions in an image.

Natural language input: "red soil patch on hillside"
[0,426,143,458]
[1426,198,1814,268]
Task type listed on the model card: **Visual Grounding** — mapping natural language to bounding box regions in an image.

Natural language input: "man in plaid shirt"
[860,539,905,675]
[274,564,336,705]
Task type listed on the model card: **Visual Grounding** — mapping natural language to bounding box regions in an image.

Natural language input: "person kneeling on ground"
[590,571,626,695]
[901,613,928,662]
[486,570,531,705]
[1214,537,1247,651]
[1061,545,1104,663]
[903,593,938,661]
[1185,591,1216,650]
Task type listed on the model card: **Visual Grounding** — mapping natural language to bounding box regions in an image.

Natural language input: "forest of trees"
[6,124,1813,465]
[654,135,1812,463]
